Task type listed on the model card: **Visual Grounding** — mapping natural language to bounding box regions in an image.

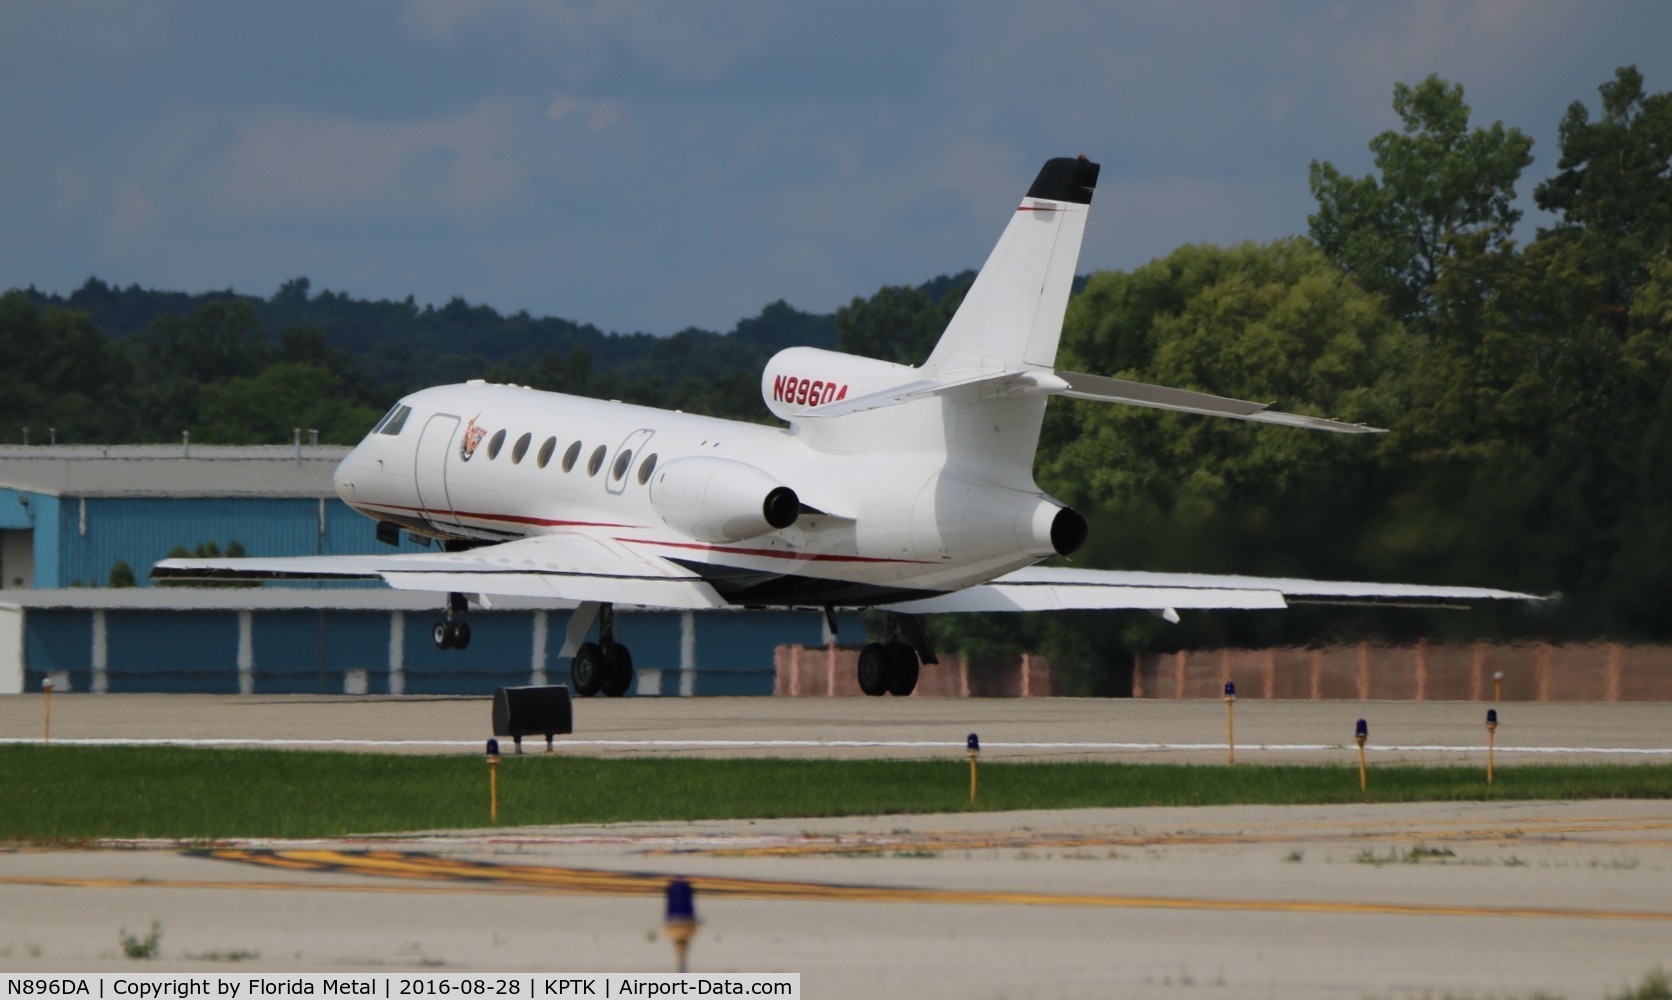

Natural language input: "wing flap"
[881,584,1286,614]
[879,565,1544,614]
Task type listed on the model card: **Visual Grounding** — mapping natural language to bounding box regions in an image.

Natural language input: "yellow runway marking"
[5,855,1670,924]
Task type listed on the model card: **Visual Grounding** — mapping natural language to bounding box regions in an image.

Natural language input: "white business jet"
[153,156,1539,697]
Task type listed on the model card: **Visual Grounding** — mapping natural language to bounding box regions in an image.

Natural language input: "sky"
[3,1,1670,337]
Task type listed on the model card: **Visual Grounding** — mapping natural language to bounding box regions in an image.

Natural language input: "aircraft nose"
[332,448,365,500]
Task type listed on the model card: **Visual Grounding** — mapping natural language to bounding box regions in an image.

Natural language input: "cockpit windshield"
[371,403,413,436]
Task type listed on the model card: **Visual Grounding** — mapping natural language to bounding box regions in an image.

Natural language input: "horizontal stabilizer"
[801,365,1384,435]
[1055,370,1385,434]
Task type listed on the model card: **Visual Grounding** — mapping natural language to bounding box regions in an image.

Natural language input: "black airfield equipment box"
[492,684,574,753]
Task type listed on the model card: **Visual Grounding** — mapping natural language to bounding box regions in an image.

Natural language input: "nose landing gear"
[431,592,472,650]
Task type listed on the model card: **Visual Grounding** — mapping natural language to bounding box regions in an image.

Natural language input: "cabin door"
[414,414,461,527]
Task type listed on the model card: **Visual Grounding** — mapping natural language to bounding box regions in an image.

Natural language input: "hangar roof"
[0,588,577,612]
[0,444,350,498]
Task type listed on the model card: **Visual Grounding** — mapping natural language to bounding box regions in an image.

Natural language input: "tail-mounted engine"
[647,457,800,543]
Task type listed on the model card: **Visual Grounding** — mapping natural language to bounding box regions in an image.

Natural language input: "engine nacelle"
[761,347,917,422]
[647,457,800,543]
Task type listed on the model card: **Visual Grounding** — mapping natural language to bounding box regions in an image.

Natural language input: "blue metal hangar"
[0,444,853,696]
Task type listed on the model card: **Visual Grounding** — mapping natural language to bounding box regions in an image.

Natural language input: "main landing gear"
[432,592,472,650]
[857,612,934,697]
[570,603,634,698]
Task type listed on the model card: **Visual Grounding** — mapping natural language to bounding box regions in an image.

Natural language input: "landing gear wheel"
[432,620,453,650]
[452,621,471,650]
[571,641,604,697]
[884,642,919,696]
[600,642,635,698]
[857,643,890,697]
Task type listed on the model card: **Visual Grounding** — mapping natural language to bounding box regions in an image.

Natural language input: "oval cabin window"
[511,432,532,464]
[612,449,634,481]
[536,436,557,469]
[486,429,507,459]
[587,445,607,476]
[562,441,582,472]
[637,453,658,485]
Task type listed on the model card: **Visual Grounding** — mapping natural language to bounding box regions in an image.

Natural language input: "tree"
[1535,65,1672,311]
[0,291,137,442]
[835,274,972,365]
[195,363,384,444]
[1309,74,1533,324]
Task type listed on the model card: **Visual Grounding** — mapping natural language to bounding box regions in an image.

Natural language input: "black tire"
[452,621,471,651]
[884,642,919,696]
[600,642,634,697]
[432,620,453,650]
[571,641,604,697]
[857,643,890,696]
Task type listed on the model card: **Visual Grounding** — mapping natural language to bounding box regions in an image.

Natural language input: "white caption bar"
[1,974,799,1000]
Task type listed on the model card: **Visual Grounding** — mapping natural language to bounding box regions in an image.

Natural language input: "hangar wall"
[2,591,863,697]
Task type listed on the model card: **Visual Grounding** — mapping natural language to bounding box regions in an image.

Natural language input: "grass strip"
[2,745,1669,841]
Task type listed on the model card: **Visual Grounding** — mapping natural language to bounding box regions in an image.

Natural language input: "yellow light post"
[1493,671,1503,704]
[967,733,980,805]
[1486,709,1498,786]
[42,676,53,746]
[1355,719,1368,795]
[486,738,501,823]
[1224,681,1236,765]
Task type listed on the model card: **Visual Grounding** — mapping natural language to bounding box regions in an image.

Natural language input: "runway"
[3,694,1670,997]
[5,693,1671,762]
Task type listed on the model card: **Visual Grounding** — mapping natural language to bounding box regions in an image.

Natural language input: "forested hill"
[16,275,831,414]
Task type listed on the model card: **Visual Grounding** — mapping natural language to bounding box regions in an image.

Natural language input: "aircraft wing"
[878,565,1545,614]
[150,534,729,610]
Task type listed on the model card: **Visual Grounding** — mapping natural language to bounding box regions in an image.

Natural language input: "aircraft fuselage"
[332,381,1071,606]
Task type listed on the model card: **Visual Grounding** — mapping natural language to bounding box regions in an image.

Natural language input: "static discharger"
[1224,681,1236,765]
[1486,709,1499,785]
[1354,719,1369,794]
[664,878,697,973]
[485,739,501,823]
[967,733,980,805]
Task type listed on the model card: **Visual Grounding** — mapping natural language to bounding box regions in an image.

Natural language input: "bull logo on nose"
[459,413,487,461]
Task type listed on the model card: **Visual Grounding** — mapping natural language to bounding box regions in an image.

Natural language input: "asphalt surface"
[3,694,1670,998]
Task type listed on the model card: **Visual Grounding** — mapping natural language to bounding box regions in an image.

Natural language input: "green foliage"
[108,561,137,588]
[0,291,137,442]
[1309,73,1533,322]
[835,272,972,365]
[196,362,382,444]
[119,921,162,960]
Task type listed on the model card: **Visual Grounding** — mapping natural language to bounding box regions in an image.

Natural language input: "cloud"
[400,0,778,84]
[209,102,536,223]
[545,94,622,133]
[109,184,157,238]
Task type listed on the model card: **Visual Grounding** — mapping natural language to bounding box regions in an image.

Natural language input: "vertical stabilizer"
[922,156,1099,376]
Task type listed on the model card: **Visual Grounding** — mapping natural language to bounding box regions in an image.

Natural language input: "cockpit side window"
[375,404,413,436]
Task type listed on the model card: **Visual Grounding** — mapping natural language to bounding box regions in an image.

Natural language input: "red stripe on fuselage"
[616,537,931,565]
[353,500,641,530]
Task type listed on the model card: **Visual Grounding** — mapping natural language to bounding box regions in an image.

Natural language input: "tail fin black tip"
[1026,156,1100,205]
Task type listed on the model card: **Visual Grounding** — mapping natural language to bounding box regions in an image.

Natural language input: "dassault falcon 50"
[154,156,1540,697]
